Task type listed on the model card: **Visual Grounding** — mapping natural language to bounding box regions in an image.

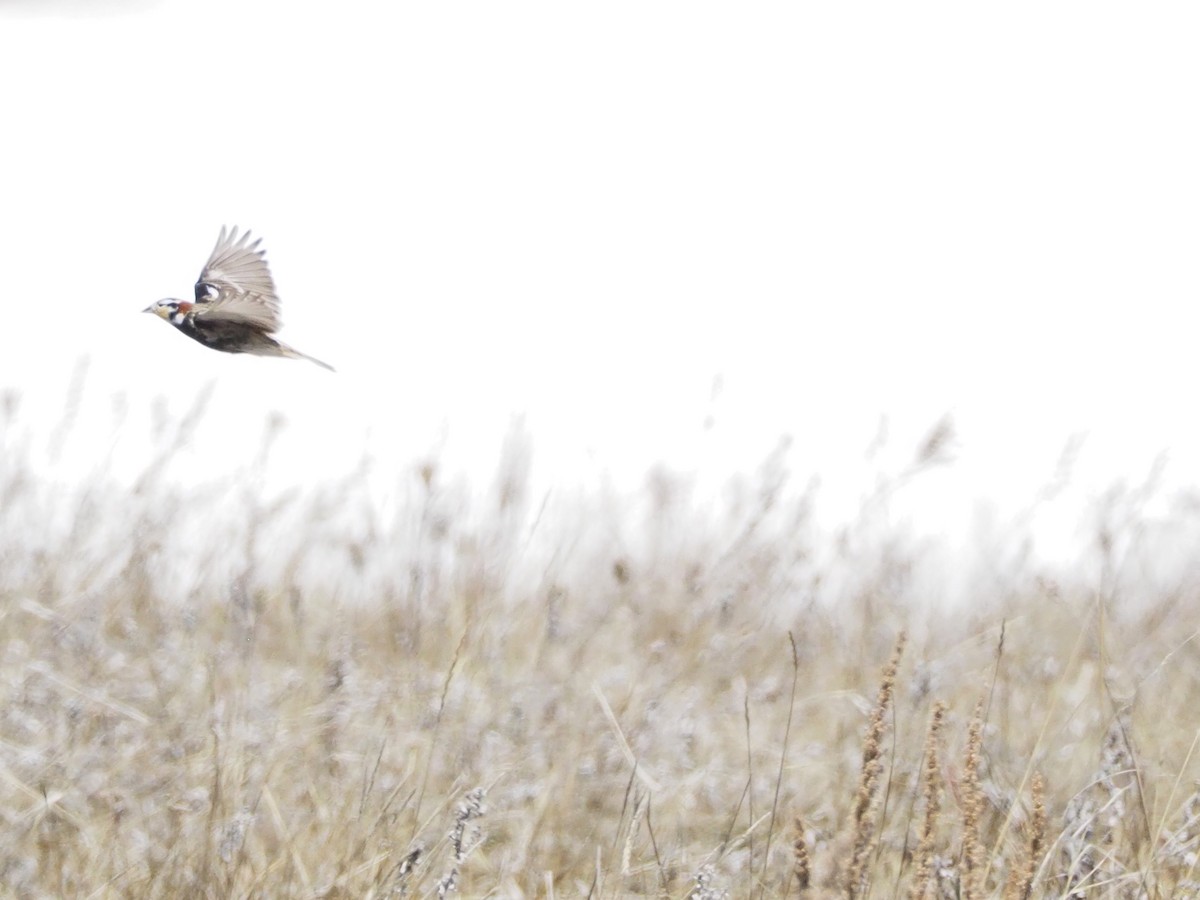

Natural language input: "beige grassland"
[1,390,1199,898]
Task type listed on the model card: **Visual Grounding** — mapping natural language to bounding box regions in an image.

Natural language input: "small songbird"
[144,226,333,371]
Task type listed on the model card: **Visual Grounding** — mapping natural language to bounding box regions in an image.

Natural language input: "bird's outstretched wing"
[193,226,281,331]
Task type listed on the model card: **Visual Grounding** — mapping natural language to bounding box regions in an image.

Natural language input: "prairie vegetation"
[2,388,1199,898]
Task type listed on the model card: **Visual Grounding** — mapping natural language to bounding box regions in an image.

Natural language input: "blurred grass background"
[2,382,1200,898]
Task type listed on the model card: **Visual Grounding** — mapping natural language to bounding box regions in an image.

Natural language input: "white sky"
[2,1,1200,562]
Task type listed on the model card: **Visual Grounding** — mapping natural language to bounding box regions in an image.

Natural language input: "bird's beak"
[142,305,155,314]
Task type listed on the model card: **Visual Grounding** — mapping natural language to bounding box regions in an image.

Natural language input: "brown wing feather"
[193,226,282,331]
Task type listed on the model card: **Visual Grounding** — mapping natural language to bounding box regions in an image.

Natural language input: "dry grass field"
[3,392,1200,898]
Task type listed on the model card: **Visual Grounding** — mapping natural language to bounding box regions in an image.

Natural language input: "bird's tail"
[278,341,335,372]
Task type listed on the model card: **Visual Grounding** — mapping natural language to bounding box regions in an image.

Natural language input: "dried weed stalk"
[793,816,810,895]
[845,631,906,900]
[435,787,487,897]
[1003,772,1046,900]
[961,698,986,900]
[908,700,947,900]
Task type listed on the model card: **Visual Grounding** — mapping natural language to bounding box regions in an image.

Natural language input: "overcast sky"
[2,1,1199,559]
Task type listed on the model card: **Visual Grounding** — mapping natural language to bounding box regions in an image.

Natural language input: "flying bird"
[144,227,333,371]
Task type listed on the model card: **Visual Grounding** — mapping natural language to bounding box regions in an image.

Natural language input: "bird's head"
[143,299,193,326]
